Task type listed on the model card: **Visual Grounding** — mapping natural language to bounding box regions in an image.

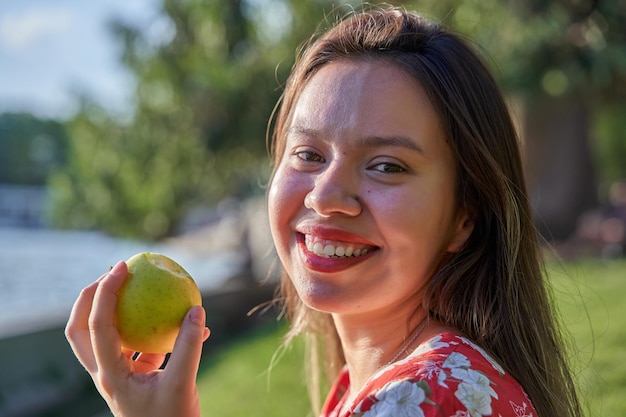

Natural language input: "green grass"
[197,259,626,416]
[197,321,311,416]
[549,258,626,417]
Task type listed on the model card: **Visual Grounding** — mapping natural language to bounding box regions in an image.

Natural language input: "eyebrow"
[287,126,425,155]
[360,135,424,155]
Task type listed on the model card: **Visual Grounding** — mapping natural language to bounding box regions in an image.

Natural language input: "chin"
[292,281,349,314]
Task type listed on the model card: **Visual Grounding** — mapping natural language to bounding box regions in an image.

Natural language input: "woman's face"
[268,60,472,320]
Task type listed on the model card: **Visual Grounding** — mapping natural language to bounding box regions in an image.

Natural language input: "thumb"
[164,305,210,383]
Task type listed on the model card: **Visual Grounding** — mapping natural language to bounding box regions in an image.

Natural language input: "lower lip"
[296,236,376,273]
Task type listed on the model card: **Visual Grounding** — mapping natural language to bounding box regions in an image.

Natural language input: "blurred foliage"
[592,103,626,190]
[48,103,209,237]
[403,0,626,100]
[47,0,626,240]
[0,113,67,186]
[49,0,372,239]
[404,0,626,204]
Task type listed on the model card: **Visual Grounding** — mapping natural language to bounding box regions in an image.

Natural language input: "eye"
[370,162,407,173]
[295,150,325,163]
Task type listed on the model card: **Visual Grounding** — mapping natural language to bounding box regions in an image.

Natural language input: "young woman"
[65,7,584,417]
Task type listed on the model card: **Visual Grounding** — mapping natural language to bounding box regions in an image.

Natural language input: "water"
[0,227,243,339]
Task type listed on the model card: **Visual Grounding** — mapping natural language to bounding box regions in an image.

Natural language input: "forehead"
[286,60,447,156]
[292,60,415,126]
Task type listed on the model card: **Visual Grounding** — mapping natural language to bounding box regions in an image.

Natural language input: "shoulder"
[409,332,507,378]
[351,333,537,417]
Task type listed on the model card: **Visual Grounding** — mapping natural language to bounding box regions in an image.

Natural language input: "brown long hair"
[268,7,583,417]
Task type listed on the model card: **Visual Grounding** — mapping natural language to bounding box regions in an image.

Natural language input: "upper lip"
[296,223,378,246]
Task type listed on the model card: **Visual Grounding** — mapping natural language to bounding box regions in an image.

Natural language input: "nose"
[304,162,362,217]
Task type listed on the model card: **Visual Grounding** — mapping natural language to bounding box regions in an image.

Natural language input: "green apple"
[115,252,202,354]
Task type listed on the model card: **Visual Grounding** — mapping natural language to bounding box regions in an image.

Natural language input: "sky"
[0,0,162,120]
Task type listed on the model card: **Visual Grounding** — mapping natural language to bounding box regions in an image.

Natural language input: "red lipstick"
[295,228,378,273]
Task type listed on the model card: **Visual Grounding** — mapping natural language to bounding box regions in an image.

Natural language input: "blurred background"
[0,0,625,416]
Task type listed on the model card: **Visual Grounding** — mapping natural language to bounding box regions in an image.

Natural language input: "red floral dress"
[321,333,537,417]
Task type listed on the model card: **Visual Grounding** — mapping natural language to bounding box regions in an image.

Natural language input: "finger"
[131,352,168,373]
[163,306,210,385]
[122,347,136,360]
[89,261,128,373]
[65,274,108,372]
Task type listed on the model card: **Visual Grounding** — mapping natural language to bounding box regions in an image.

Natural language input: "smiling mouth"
[303,234,377,258]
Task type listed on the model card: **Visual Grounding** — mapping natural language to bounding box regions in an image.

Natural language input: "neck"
[332,308,431,394]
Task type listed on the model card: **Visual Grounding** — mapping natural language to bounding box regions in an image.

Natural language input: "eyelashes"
[295,150,324,163]
[290,145,413,176]
[292,154,409,176]
[369,162,407,173]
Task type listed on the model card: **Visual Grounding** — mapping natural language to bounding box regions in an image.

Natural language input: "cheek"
[268,167,306,244]
[371,187,454,252]
[267,179,286,245]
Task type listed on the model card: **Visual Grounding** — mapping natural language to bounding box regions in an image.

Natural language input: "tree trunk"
[522,95,597,241]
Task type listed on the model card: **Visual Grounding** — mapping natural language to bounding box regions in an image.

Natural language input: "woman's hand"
[65,261,211,417]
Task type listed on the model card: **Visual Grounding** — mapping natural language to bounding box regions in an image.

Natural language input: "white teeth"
[305,235,372,258]
[313,242,324,255]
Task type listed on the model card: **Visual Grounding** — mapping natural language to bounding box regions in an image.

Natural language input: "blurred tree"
[592,103,626,190]
[401,0,626,240]
[49,0,363,240]
[497,0,625,240]
[48,101,208,237]
[49,0,626,241]
[0,113,67,186]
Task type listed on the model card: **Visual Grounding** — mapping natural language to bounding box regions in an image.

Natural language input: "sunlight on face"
[269,60,472,320]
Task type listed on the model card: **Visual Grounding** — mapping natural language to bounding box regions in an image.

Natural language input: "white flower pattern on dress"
[325,334,536,417]
[451,368,498,399]
[412,335,450,357]
[443,352,472,370]
[452,368,498,416]
[437,369,448,388]
[454,375,494,415]
[362,380,426,417]
[459,337,505,376]
[419,360,444,380]
[509,400,533,417]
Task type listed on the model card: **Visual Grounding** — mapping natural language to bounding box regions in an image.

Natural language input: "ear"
[447,209,474,252]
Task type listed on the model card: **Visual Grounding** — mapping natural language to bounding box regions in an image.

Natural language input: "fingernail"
[110,261,125,275]
[188,306,205,326]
